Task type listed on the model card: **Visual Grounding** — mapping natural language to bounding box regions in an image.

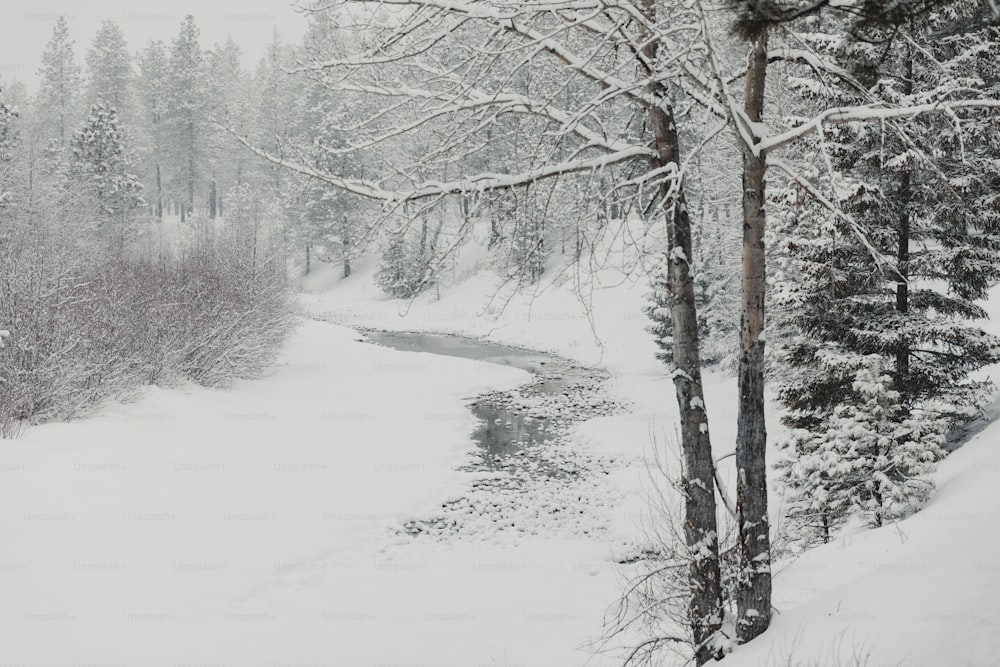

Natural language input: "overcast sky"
[0,0,308,91]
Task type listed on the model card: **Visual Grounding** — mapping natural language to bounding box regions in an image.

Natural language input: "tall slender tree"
[136,41,169,219]
[37,16,82,147]
[165,16,206,221]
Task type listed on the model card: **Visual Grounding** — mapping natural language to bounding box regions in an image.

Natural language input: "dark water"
[361,329,597,476]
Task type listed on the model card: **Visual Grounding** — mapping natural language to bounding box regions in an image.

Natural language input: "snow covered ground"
[0,320,623,666]
[3,245,999,666]
[301,255,1000,667]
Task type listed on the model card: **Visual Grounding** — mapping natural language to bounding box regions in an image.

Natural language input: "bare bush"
[0,186,293,437]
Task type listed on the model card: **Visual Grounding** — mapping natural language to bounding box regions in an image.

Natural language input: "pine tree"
[37,16,82,147]
[165,16,207,221]
[375,227,431,298]
[781,357,945,537]
[70,103,144,249]
[85,20,133,124]
[255,30,296,195]
[291,14,367,278]
[205,37,252,218]
[136,40,169,219]
[774,13,1000,542]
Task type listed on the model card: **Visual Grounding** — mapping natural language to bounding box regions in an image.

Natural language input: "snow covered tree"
[37,16,81,147]
[0,94,16,163]
[375,229,424,297]
[136,40,169,219]
[285,13,372,279]
[0,93,17,208]
[780,357,946,539]
[85,20,133,125]
[773,11,1000,543]
[164,16,207,221]
[205,37,252,218]
[70,103,144,249]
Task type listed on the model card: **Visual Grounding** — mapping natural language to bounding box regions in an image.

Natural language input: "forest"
[1,0,1000,665]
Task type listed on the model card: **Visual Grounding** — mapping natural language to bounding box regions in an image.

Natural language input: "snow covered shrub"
[0,170,293,436]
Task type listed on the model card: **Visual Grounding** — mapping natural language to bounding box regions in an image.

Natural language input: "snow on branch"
[229,125,661,203]
[759,99,1000,154]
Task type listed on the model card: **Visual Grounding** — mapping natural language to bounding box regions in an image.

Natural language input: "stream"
[362,329,610,478]
[360,329,624,539]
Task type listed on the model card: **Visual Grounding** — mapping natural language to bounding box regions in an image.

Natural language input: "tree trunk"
[155,164,163,220]
[896,171,911,387]
[209,179,217,219]
[187,151,195,219]
[342,215,352,279]
[735,31,772,645]
[641,0,723,661]
[305,243,311,276]
[896,49,913,391]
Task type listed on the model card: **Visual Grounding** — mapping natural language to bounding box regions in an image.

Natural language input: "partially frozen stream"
[361,330,607,477]
[361,329,623,538]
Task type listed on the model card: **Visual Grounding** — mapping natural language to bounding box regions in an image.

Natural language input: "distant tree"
[85,20,133,124]
[205,37,252,218]
[165,16,207,221]
[136,40,169,219]
[0,93,16,163]
[289,15,367,278]
[37,16,81,147]
[254,30,297,196]
[375,228,426,298]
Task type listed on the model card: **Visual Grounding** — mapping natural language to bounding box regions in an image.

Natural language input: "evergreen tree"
[70,103,144,249]
[37,16,82,147]
[0,94,16,163]
[291,15,366,278]
[0,92,17,207]
[375,227,429,298]
[136,40,169,219]
[254,30,296,195]
[165,16,207,221]
[644,207,739,368]
[205,37,252,218]
[85,20,133,124]
[780,356,946,539]
[774,13,1000,542]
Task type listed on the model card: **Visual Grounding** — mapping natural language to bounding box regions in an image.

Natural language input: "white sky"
[0,0,309,91]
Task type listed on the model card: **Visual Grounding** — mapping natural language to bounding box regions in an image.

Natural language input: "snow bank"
[717,413,1000,666]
